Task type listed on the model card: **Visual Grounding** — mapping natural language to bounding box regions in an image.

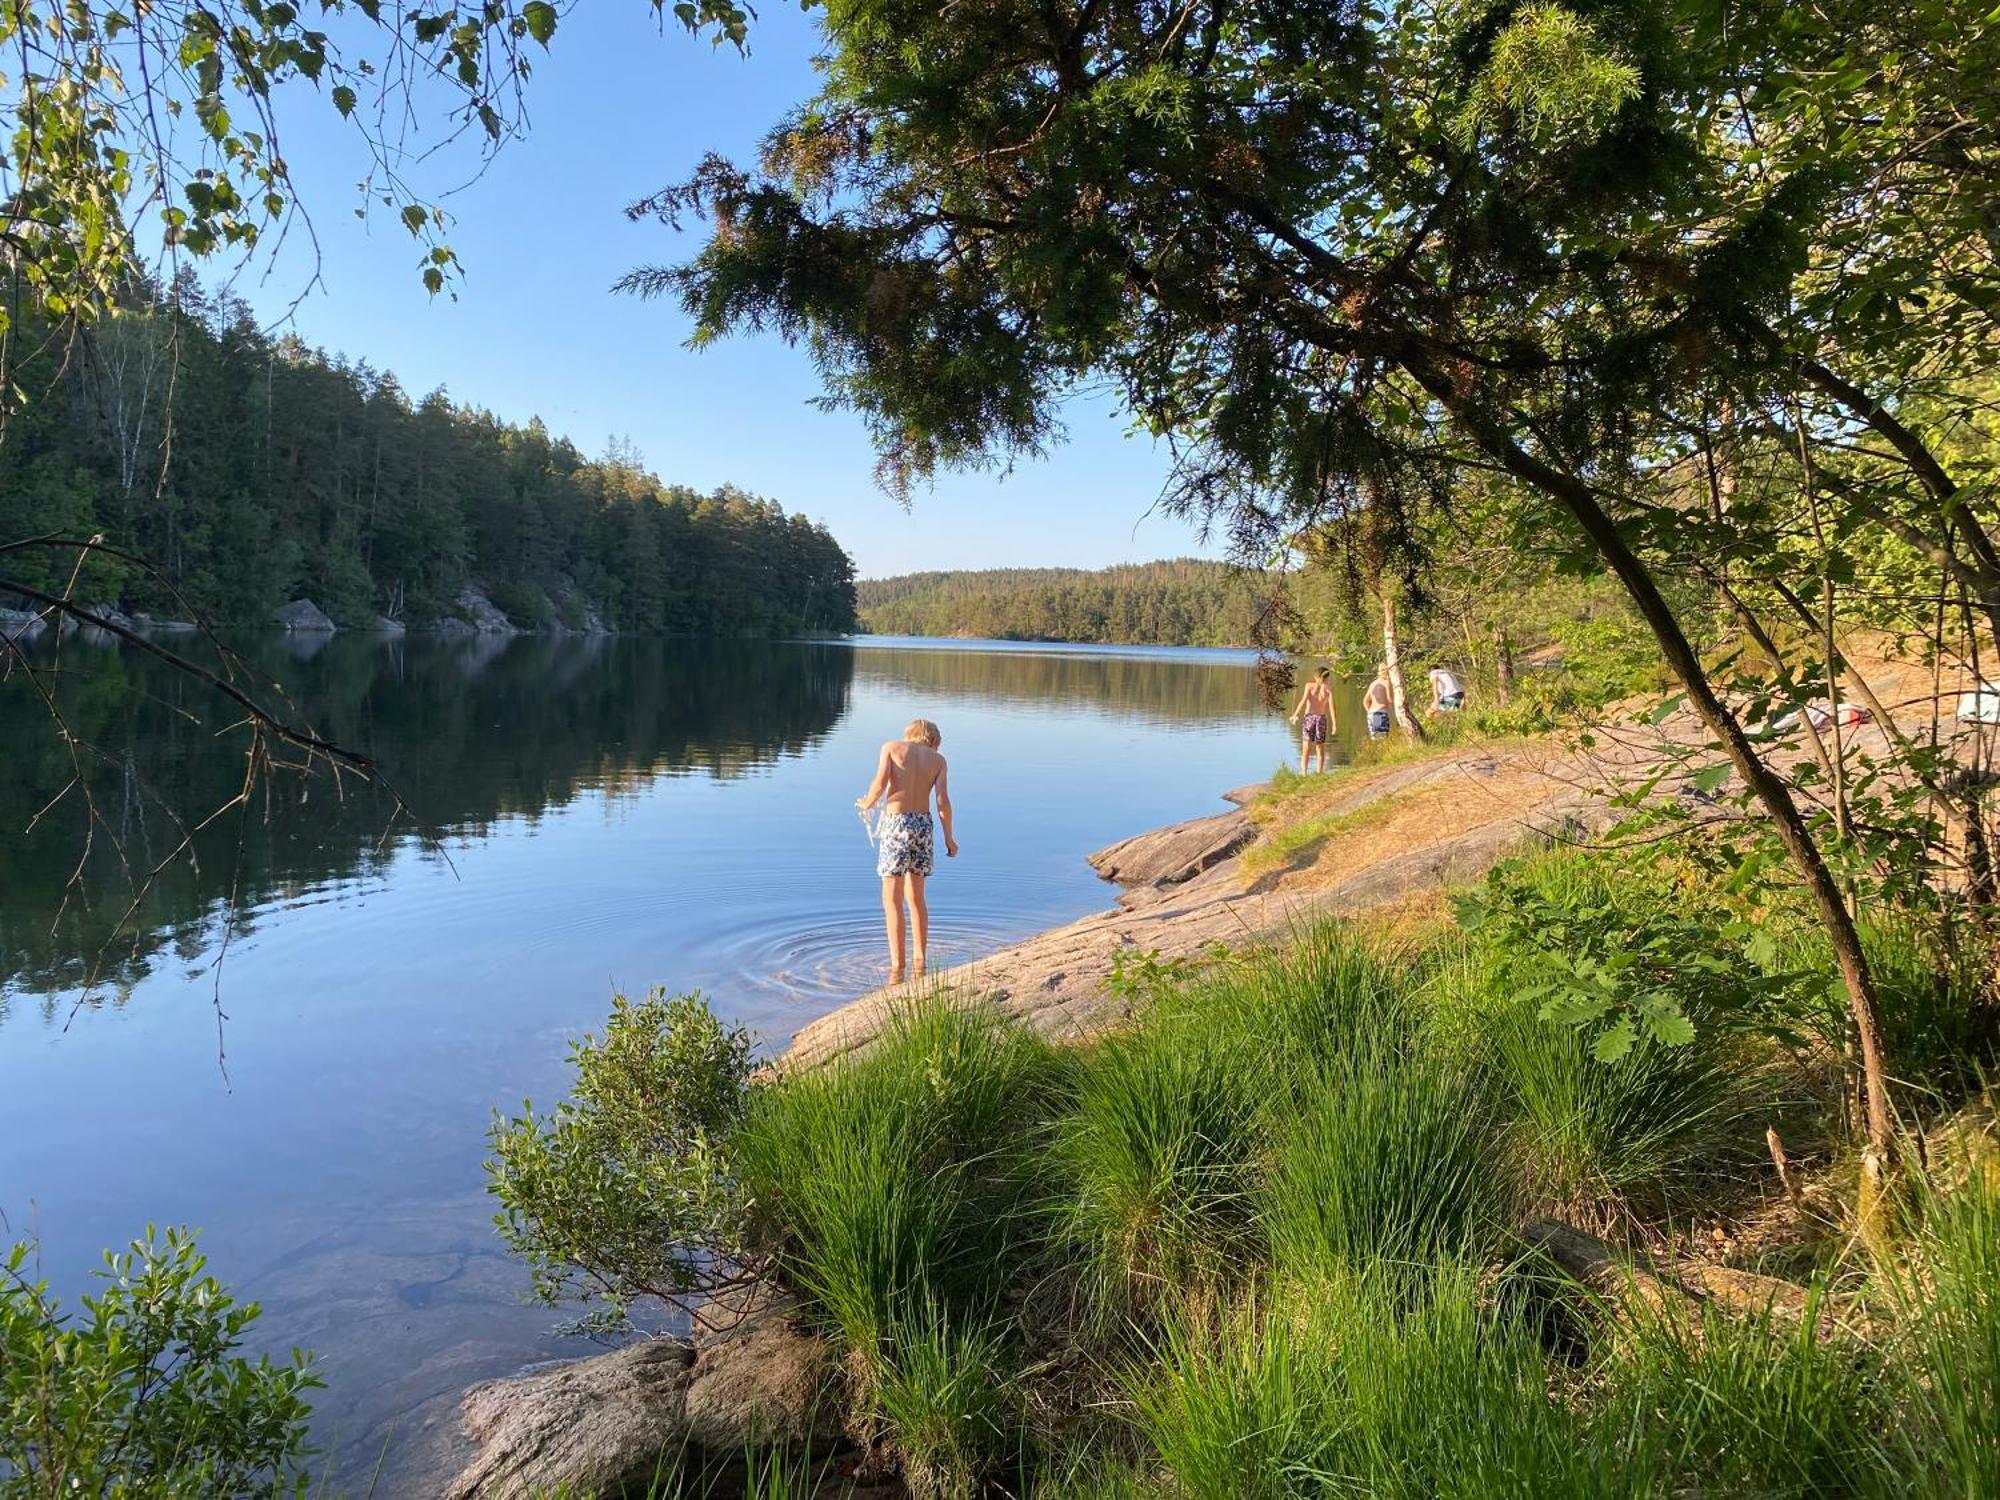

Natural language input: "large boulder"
[374,614,407,635]
[448,1338,696,1500]
[451,587,520,636]
[274,598,337,632]
[86,603,134,632]
[447,1288,842,1500]
[1087,808,1256,889]
[0,607,45,643]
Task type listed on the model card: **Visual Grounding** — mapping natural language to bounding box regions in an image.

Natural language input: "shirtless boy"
[1362,663,1394,738]
[857,718,959,982]
[1288,666,1337,773]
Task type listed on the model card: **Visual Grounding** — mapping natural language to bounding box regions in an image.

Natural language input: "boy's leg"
[882,874,908,978]
[1299,732,1310,773]
[908,873,930,975]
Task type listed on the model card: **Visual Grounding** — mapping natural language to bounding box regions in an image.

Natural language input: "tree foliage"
[0,279,858,633]
[858,559,1269,645]
[627,0,2000,1161]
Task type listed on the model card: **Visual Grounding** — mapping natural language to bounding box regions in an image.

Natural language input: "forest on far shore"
[857,559,1269,646]
[0,278,859,637]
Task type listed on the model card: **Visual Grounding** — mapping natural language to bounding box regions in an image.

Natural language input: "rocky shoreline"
[437,753,1605,1496]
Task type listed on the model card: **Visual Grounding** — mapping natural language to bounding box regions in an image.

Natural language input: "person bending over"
[857,718,959,983]
[1428,665,1466,714]
[1288,666,1337,773]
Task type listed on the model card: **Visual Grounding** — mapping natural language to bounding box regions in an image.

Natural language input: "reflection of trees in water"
[851,642,1282,727]
[0,636,853,1009]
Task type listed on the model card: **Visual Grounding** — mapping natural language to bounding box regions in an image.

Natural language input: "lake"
[0,632,1360,1490]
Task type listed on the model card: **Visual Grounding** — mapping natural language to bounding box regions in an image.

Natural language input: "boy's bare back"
[881,740,946,814]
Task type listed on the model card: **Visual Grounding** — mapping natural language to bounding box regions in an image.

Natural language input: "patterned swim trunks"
[876,812,935,878]
[1301,712,1328,744]
[1366,708,1391,737]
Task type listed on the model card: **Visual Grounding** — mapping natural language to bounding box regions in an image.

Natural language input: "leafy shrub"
[1457,846,1814,1062]
[0,1228,319,1497]
[487,989,754,1329]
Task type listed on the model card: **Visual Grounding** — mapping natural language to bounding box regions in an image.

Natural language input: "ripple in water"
[699,907,1034,1012]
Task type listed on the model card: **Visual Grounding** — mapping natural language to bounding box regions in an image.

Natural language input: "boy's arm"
[936,761,958,856]
[857,745,891,810]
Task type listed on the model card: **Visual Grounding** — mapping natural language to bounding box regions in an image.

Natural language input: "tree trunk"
[1497,628,1516,703]
[1380,586,1426,741]
[1411,363,1896,1172]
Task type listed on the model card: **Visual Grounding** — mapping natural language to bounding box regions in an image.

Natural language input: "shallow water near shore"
[0,632,1367,1491]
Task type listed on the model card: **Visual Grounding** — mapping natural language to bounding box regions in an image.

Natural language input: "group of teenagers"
[1286,661,1465,772]
[852,664,1467,981]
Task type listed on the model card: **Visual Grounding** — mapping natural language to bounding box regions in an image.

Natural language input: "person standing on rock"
[857,718,958,983]
[1288,666,1337,773]
[1362,663,1394,738]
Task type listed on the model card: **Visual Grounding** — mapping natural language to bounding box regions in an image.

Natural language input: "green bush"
[0,1228,319,1497]
[487,989,754,1329]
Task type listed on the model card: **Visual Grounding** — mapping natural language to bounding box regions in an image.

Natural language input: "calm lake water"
[0,632,1356,1490]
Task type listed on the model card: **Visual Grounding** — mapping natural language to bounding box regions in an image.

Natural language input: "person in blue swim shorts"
[857,718,959,983]
[1362,663,1393,737]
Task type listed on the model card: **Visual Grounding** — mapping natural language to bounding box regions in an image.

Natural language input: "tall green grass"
[733,1001,1064,1493]
[1057,925,1428,1311]
[1602,1290,1894,1496]
[872,1307,1017,1500]
[1884,1166,2000,1496]
[1262,1049,1509,1283]
[1484,988,1761,1223]
[1056,1017,1267,1310]
[1132,1264,1651,1500]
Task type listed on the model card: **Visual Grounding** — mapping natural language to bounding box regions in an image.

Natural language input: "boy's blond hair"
[903,718,942,747]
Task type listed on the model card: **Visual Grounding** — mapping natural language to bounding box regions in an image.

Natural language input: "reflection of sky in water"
[0,634,1302,1492]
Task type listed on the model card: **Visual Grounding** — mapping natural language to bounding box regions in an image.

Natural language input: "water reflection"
[851,636,1269,725]
[0,635,855,1007]
[0,629,1294,1496]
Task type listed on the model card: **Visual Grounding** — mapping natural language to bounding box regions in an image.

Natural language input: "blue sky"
[222,4,1213,579]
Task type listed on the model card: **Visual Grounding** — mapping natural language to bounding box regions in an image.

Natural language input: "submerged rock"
[274,598,337,632]
[446,1287,841,1499]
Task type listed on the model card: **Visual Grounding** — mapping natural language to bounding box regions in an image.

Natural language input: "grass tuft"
[1262,1048,1510,1284]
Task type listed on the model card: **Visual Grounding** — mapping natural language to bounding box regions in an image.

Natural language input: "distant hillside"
[856,560,1269,646]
